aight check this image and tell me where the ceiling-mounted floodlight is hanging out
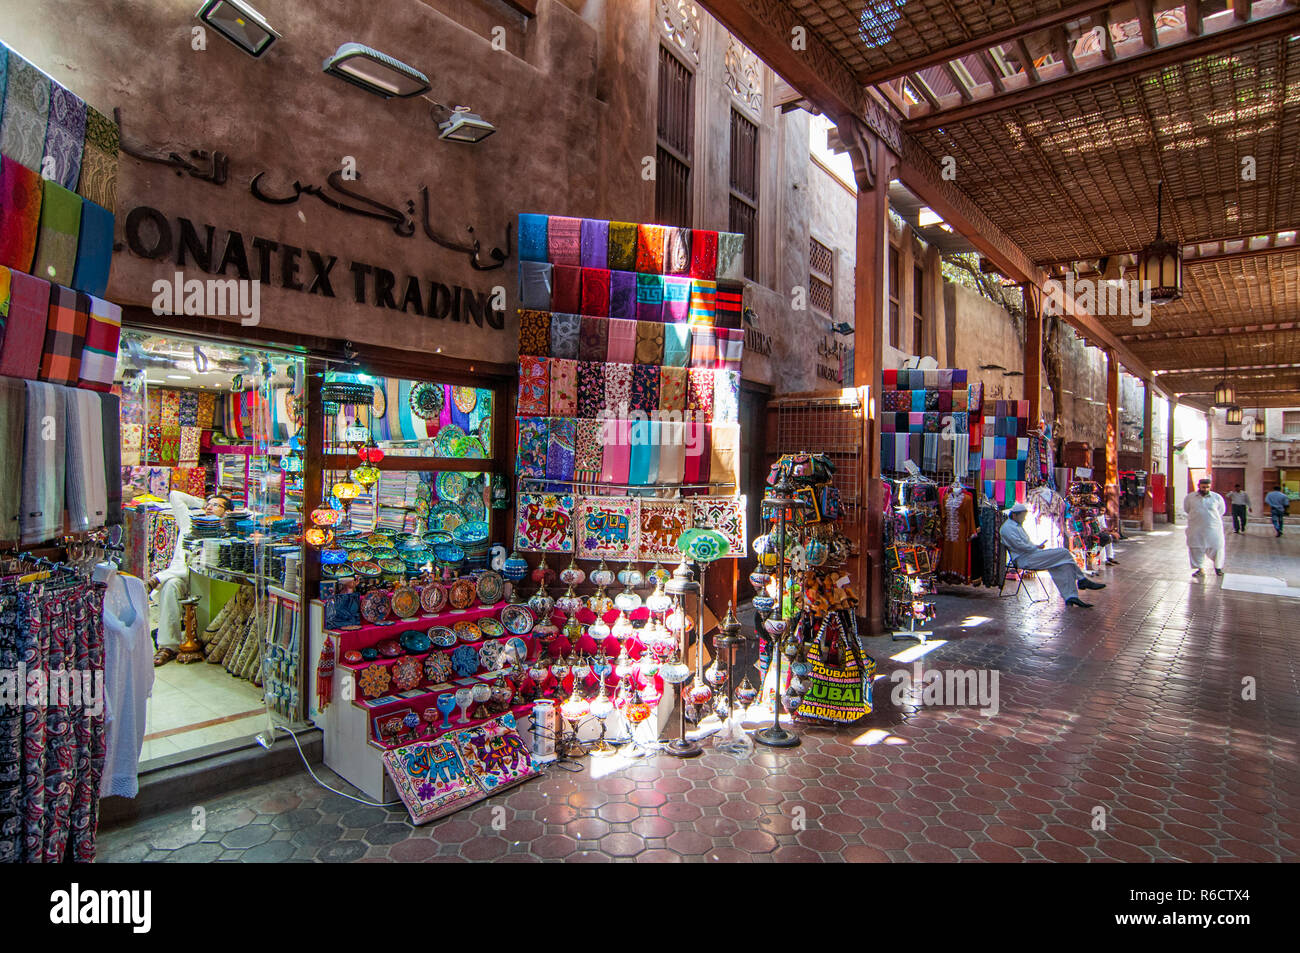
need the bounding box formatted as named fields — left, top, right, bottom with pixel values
left=196, top=0, right=279, bottom=58
left=323, top=43, right=430, bottom=98
left=432, top=104, right=496, bottom=143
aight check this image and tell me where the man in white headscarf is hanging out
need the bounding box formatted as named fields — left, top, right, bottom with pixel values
left=999, top=502, right=1107, bottom=608
left=1184, top=477, right=1226, bottom=578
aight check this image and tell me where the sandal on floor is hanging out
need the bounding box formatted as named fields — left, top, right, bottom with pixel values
left=154, top=647, right=177, bottom=666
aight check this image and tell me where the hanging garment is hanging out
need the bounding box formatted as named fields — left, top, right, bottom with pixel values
left=938, top=488, right=976, bottom=580
left=101, top=572, right=153, bottom=798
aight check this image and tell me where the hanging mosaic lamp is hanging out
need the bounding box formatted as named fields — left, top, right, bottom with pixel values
left=352, top=464, right=381, bottom=488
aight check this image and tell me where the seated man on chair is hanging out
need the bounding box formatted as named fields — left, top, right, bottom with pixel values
left=999, top=502, right=1106, bottom=609
left=149, top=490, right=232, bottom=665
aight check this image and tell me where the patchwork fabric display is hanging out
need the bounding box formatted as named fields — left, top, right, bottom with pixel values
left=517, top=309, right=550, bottom=356
left=42, top=81, right=87, bottom=191
left=578, top=314, right=607, bottom=362
left=516, top=355, right=549, bottom=417
left=381, top=739, right=483, bottom=825
left=76, top=106, right=118, bottom=212
left=981, top=399, right=1030, bottom=505
left=577, top=496, right=640, bottom=559
left=690, top=495, right=746, bottom=556
left=579, top=218, right=608, bottom=268
left=453, top=712, right=540, bottom=793
left=878, top=367, right=973, bottom=478
left=515, top=417, right=549, bottom=478
left=0, top=52, right=51, bottom=172
left=514, top=492, right=575, bottom=552
left=635, top=224, right=665, bottom=274
left=639, top=500, right=692, bottom=560
left=550, top=264, right=581, bottom=313
left=31, top=178, right=83, bottom=287
left=607, top=221, right=638, bottom=271
left=549, top=311, right=581, bottom=359
left=0, top=268, right=49, bottom=379
left=549, top=358, right=577, bottom=417
left=0, top=155, right=43, bottom=272
left=609, top=269, right=637, bottom=319
left=38, top=285, right=88, bottom=385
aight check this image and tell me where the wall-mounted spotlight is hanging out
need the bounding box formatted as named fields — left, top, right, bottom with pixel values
left=323, top=43, right=430, bottom=98
left=196, top=0, right=280, bottom=58
left=430, top=103, right=496, bottom=143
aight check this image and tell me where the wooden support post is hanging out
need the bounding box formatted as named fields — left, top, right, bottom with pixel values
left=1141, top=382, right=1154, bottom=530
left=1106, top=350, right=1120, bottom=528
left=1023, top=284, right=1041, bottom=426
left=1166, top=396, right=1178, bottom=522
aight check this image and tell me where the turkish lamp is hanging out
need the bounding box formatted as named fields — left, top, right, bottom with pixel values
left=351, top=464, right=381, bottom=488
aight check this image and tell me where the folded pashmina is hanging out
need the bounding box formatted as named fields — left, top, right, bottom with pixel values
left=663, top=227, right=692, bottom=276
left=630, top=364, right=659, bottom=414
left=579, top=218, right=608, bottom=269
left=518, top=213, right=549, bottom=262
left=42, top=80, right=87, bottom=190
left=662, top=323, right=690, bottom=367
left=515, top=418, right=549, bottom=478
left=77, top=294, right=120, bottom=391
left=661, top=276, right=691, bottom=323
left=718, top=328, right=743, bottom=371
left=882, top=413, right=896, bottom=433
left=604, top=362, right=633, bottom=416
left=635, top=224, right=666, bottom=274
left=710, top=425, right=740, bottom=489
left=578, top=314, right=608, bottom=362
left=606, top=318, right=637, bottom=364
left=21, top=380, right=66, bottom=544
left=547, top=215, right=582, bottom=266
left=607, top=221, right=638, bottom=271
left=658, top=421, right=686, bottom=483
left=66, top=387, right=106, bottom=531
left=32, top=178, right=83, bottom=287
left=683, top=421, right=710, bottom=488
left=71, top=197, right=113, bottom=298
left=714, top=282, right=743, bottom=328
left=938, top=369, right=953, bottom=389
left=608, top=270, right=637, bottom=319
left=0, top=53, right=51, bottom=172
left=517, top=309, right=551, bottom=356
left=518, top=261, right=553, bottom=310
left=644, top=420, right=661, bottom=486
left=688, top=280, right=716, bottom=325
left=76, top=105, right=118, bottom=212
left=0, top=377, right=25, bottom=539
left=689, top=325, right=716, bottom=369
left=659, top=366, right=688, bottom=412
left=100, top=392, right=122, bottom=525
left=549, top=311, right=581, bottom=359
left=580, top=267, right=610, bottom=317
left=0, top=268, right=50, bottom=378
left=546, top=417, right=576, bottom=483
left=600, top=419, right=631, bottom=485
left=576, top=361, right=605, bottom=418
left=39, top=285, right=89, bottom=385
left=549, top=358, right=577, bottom=417
left=0, top=155, right=43, bottom=272
left=634, top=320, right=665, bottom=365
left=713, top=370, right=739, bottom=424
left=517, top=356, right=550, bottom=417
left=635, top=273, right=664, bottom=322
left=715, top=232, right=745, bottom=282
left=628, top=419, right=653, bottom=484
left=690, top=230, right=718, bottom=280
left=550, top=264, right=582, bottom=314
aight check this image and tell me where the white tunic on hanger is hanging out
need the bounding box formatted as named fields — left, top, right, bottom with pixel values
left=101, top=573, right=155, bottom=798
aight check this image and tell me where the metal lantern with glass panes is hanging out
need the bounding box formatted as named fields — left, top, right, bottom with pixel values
left=752, top=478, right=807, bottom=749
left=661, top=560, right=703, bottom=757
left=1137, top=181, right=1182, bottom=304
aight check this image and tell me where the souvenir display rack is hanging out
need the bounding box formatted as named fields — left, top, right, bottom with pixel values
left=884, top=474, right=940, bottom=641
left=981, top=399, right=1032, bottom=506
left=1065, top=479, right=1109, bottom=570
left=880, top=367, right=975, bottom=481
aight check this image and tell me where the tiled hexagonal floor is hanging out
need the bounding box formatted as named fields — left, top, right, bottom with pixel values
left=97, top=525, right=1300, bottom=862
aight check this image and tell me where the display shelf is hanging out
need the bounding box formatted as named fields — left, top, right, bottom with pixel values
left=328, top=600, right=506, bottom=656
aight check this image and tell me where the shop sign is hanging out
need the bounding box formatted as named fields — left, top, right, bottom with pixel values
left=123, top=206, right=506, bottom=330
left=744, top=326, right=771, bottom=356
left=1210, top=438, right=1248, bottom=465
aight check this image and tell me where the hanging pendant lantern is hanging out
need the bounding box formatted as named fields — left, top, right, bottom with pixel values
left=1212, top=379, right=1236, bottom=408
left=1225, top=405, right=1243, bottom=425
left=1253, top=410, right=1266, bottom=436
left=1137, top=180, right=1182, bottom=304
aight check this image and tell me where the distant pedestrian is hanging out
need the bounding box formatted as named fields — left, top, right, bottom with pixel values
left=1184, top=478, right=1226, bottom=578
left=1264, top=485, right=1290, bottom=537
left=1227, top=484, right=1251, bottom=534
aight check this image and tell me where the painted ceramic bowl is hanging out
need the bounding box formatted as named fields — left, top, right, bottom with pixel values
left=453, top=620, right=482, bottom=643
left=424, top=652, right=453, bottom=683
left=391, top=656, right=423, bottom=691
left=391, top=586, right=420, bottom=619
left=447, top=577, right=477, bottom=610
left=360, top=590, right=391, bottom=624
left=499, top=604, right=536, bottom=636
left=419, top=583, right=447, bottom=615
left=376, top=639, right=404, bottom=658
left=475, top=570, right=505, bottom=606
left=341, top=650, right=363, bottom=665
left=401, top=631, right=432, bottom=654
left=352, top=560, right=382, bottom=578
left=478, top=617, right=505, bottom=639
left=506, top=637, right=528, bottom=664
left=477, top=641, right=504, bottom=671
left=428, top=627, right=457, bottom=648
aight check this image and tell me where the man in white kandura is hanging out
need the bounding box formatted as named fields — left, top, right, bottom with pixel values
left=148, top=490, right=232, bottom=665
left=999, top=501, right=1107, bottom=608
left=1184, top=477, right=1226, bottom=578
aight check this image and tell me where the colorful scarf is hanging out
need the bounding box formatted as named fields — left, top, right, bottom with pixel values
left=662, top=276, right=691, bottom=323
left=549, top=311, right=581, bottom=360
left=689, top=326, right=716, bottom=369
left=635, top=273, right=663, bottom=322
left=710, top=425, right=740, bottom=488
left=718, top=328, right=744, bottom=371
left=545, top=417, right=576, bottom=484
left=690, top=230, right=718, bottom=280
left=604, top=362, right=633, bottom=416
left=575, top=418, right=604, bottom=480
left=662, top=323, right=691, bottom=367
left=518, top=213, right=549, bottom=262
left=607, top=221, right=638, bottom=271
left=580, top=267, right=610, bottom=316
left=713, top=370, right=740, bottom=424
left=663, top=227, right=692, bottom=275
left=39, top=285, right=88, bottom=385
left=634, top=320, right=665, bottom=365
left=41, top=80, right=86, bottom=190
left=688, top=279, right=716, bottom=325
left=683, top=421, right=710, bottom=487
left=635, top=224, right=665, bottom=274
left=579, top=219, right=608, bottom=269
left=515, top=418, right=549, bottom=478
left=628, top=419, right=653, bottom=485
left=100, top=392, right=122, bottom=525
left=517, top=356, right=550, bottom=417
left=76, top=105, right=118, bottom=213
left=0, top=155, right=43, bottom=272
left=32, top=178, right=82, bottom=287
left=549, top=358, right=578, bottom=417
left=659, top=366, right=688, bottom=412
left=20, top=380, right=66, bottom=544
left=65, top=387, right=106, bottom=531
left=715, top=282, right=743, bottom=328
left=658, top=421, right=685, bottom=483
left=578, top=315, right=607, bottom=362
left=630, top=364, right=659, bottom=414
left=716, top=232, right=745, bottom=282
left=517, top=261, right=553, bottom=310
left=0, top=53, right=50, bottom=172
left=550, top=264, right=581, bottom=313
left=547, top=215, right=582, bottom=266
left=517, top=309, right=551, bottom=356
left=77, top=294, right=120, bottom=391
left=599, top=419, right=631, bottom=485
left=687, top=368, right=715, bottom=419
left=608, top=269, right=637, bottom=319
left=605, top=318, right=637, bottom=364
left=576, top=361, right=605, bottom=418
left=0, top=376, right=25, bottom=539
left=71, top=198, right=113, bottom=297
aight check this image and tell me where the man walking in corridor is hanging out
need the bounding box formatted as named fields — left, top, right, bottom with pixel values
left=1227, top=484, right=1251, bottom=534
left=1265, top=485, right=1290, bottom=537
left=1184, top=478, right=1226, bottom=577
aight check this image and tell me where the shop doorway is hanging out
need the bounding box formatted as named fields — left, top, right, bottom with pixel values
left=116, top=330, right=306, bottom=764
left=1212, top=467, right=1244, bottom=499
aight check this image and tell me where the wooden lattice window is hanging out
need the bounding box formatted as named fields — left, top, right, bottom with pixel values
left=729, top=108, right=759, bottom=279
left=913, top=263, right=925, bottom=354
left=888, top=246, right=900, bottom=348
left=656, top=45, right=694, bottom=228
left=810, top=237, right=834, bottom=316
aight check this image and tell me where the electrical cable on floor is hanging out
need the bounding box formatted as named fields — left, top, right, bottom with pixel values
left=259, top=723, right=403, bottom=808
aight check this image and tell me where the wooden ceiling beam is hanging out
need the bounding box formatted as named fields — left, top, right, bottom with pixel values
left=906, top=9, right=1300, bottom=132
left=1186, top=0, right=1203, bottom=35
left=1136, top=0, right=1159, bottom=49
left=1122, top=322, right=1300, bottom=342
left=1015, top=37, right=1041, bottom=83
left=943, top=62, right=975, bottom=101
left=908, top=73, right=943, bottom=110
left=1054, top=25, right=1080, bottom=73
left=1099, top=11, right=1118, bottom=59
left=976, top=49, right=1008, bottom=92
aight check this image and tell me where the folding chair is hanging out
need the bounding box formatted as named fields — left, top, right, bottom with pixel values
left=999, top=553, right=1050, bottom=603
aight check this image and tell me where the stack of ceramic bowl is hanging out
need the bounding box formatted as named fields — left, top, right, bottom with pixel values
left=452, top=520, right=491, bottom=570
left=433, top=541, right=466, bottom=572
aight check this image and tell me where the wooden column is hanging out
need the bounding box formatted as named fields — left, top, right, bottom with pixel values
left=1105, top=350, right=1120, bottom=527
left=1022, top=284, right=1041, bottom=426
left=1166, top=396, right=1178, bottom=522
left=846, top=119, right=891, bottom=634
left=1141, top=381, right=1154, bottom=530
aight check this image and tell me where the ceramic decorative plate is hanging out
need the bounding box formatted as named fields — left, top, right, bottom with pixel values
left=429, top=627, right=457, bottom=648
left=424, top=652, right=453, bottom=683
left=420, top=583, right=447, bottom=615
left=453, top=620, right=482, bottom=643
left=453, top=520, right=490, bottom=544
left=436, top=471, right=468, bottom=502
left=339, top=537, right=370, bottom=551
left=452, top=434, right=486, bottom=459
left=390, top=586, right=420, bottom=619
left=409, top=381, right=444, bottom=420
left=345, top=548, right=374, bottom=563
left=422, top=530, right=452, bottom=547
left=391, top=655, right=423, bottom=691
left=367, top=533, right=394, bottom=548
left=394, top=533, right=419, bottom=549
left=428, top=503, right=466, bottom=534
left=506, top=636, right=529, bottom=663
left=370, top=547, right=399, bottom=561
left=450, top=645, right=480, bottom=677
left=500, top=604, right=536, bottom=636
left=358, top=664, right=391, bottom=699
left=360, top=590, right=391, bottom=624
left=448, top=577, right=477, bottom=610
left=435, top=424, right=467, bottom=457
left=459, top=489, right=487, bottom=521
left=452, top=386, right=478, bottom=414
left=478, top=617, right=505, bottom=639
left=379, top=558, right=407, bottom=575
left=475, top=570, right=504, bottom=606
left=477, top=640, right=504, bottom=671
left=376, top=639, right=403, bottom=658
